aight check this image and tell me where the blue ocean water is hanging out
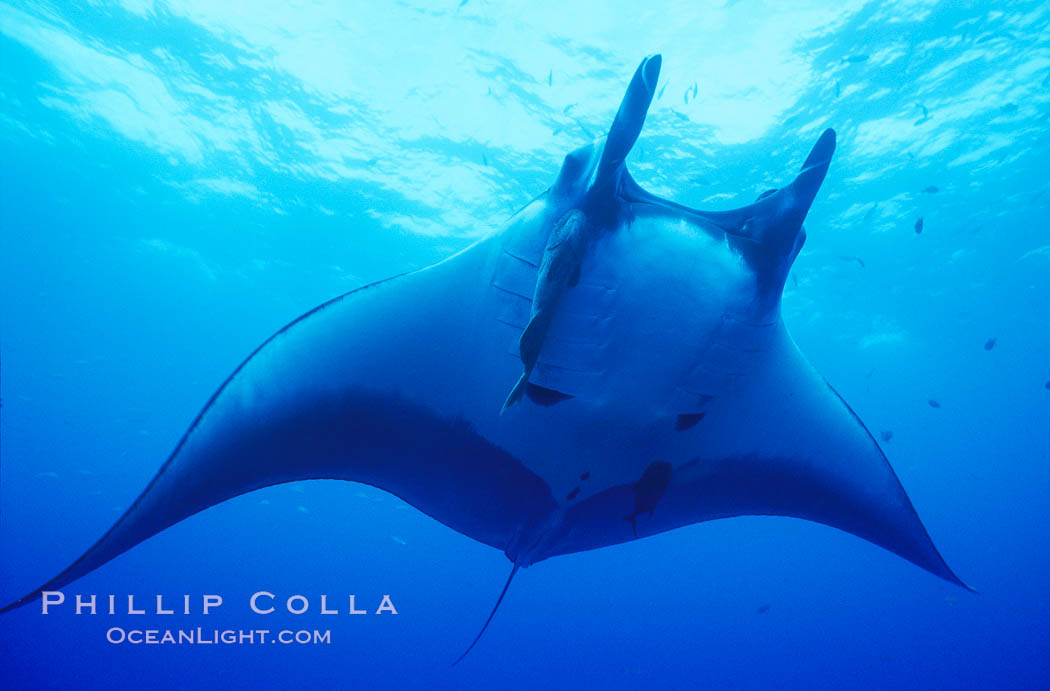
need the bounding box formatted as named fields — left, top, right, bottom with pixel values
left=1, top=1, right=1048, bottom=688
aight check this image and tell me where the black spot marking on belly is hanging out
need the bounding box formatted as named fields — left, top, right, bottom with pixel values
left=624, top=461, right=673, bottom=536
left=526, top=383, right=574, bottom=406
left=675, top=413, right=705, bottom=431
left=567, top=487, right=580, bottom=500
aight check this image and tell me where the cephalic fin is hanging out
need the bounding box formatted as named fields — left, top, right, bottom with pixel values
left=594, top=54, right=661, bottom=190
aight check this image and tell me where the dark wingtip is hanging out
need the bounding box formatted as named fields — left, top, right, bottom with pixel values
left=939, top=561, right=978, bottom=594
left=2, top=579, right=70, bottom=615
left=945, top=572, right=978, bottom=594
left=0, top=595, right=29, bottom=615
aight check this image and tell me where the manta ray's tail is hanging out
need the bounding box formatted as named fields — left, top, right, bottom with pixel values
left=453, top=563, right=520, bottom=666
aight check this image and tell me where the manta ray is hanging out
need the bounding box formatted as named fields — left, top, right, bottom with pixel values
left=1, top=55, right=968, bottom=660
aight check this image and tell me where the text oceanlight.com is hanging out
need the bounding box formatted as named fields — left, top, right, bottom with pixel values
left=106, top=628, right=331, bottom=645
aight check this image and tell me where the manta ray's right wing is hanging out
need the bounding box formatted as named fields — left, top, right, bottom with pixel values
left=550, top=325, right=971, bottom=590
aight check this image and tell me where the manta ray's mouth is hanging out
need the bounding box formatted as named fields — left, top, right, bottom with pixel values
left=611, top=126, right=835, bottom=296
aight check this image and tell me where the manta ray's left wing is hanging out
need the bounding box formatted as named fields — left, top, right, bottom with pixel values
left=548, top=325, right=969, bottom=589
left=0, top=245, right=555, bottom=613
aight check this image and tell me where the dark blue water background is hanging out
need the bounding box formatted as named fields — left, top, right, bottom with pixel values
left=1, top=1, right=1048, bottom=688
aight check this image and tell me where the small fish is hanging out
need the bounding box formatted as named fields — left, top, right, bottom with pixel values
left=835, top=81, right=840, bottom=98
left=983, top=337, right=996, bottom=351
left=913, top=105, right=930, bottom=126
left=562, top=103, right=575, bottom=114
left=840, top=255, right=866, bottom=268
left=1000, top=102, right=1018, bottom=114
left=482, top=153, right=488, bottom=166
left=843, top=54, right=869, bottom=63
left=547, top=69, right=552, bottom=87
left=457, top=0, right=468, bottom=9
left=927, top=399, right=941, bottom=409
left=683, top=88, right=690, bottom=105
left=670, top=110, right=689, bottom=122
left=391, top=536, right=407, bottom=545
left=880, top=430, right=894, bottom=442
left=922, top=186, right=939, bottom=194
left=297, top=505, right=309, bottom=513
left=692, top=82, right=698, bottom=99
left=657, top=82, right=667, bottom=100
left=914, top=217, right=924, bottom=234
left=756, top=604, right=771, bottom=614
